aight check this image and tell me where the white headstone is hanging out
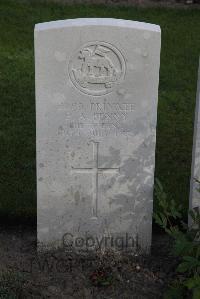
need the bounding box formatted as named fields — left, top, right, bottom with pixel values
left=189, top=58, right=200, bottom=214
left=35, top=18, right=161, bottom=253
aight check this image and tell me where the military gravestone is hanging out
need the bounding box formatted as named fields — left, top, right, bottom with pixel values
left=189, top=59, right=200, bottom=214
left=35, top=18, right=161, bottom=252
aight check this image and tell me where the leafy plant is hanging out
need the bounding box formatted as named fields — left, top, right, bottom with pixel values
left=154, top=179, right=200, bottom=299
left=89, top=267, right=114, bottom=287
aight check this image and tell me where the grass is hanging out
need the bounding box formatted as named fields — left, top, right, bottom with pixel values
left=0, top=0, right=200, bottom=222
left=0, top=270, right=24, bottom=298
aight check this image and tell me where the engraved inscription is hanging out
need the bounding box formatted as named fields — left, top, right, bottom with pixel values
left=69, top=42, right=126, bottom=96
left=61, top=99, right=135, bottom=137
left=71, top=141, right=120, bottom=218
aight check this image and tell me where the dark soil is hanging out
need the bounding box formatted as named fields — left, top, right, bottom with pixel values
left=0, top=226, right=179, bottom=298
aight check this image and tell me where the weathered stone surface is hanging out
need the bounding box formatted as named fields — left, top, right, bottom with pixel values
left=35, top=18, right=161, bottom=252
left=189, top=59, right=200, bottom=213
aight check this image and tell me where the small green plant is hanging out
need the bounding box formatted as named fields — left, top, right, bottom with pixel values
left=154, top=179, right=200, bottom=299
left=89, top=267, right=114, bottom=287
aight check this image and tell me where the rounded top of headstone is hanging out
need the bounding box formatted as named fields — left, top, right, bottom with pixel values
left=34, top=18, right=161, bottom=33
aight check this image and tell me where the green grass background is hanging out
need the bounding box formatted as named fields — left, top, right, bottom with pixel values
left=0, top=0, right=200, bottom=223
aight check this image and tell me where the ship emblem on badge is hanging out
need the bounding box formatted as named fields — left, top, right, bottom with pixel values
left=69, top=42, right=126, bottom=96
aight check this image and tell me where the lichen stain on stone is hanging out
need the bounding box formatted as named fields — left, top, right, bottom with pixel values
left=70, top=186, right=73, bottom=195
left=74, top=191, right=80, bottom=205
left=99, top=146, right=121, bottom=168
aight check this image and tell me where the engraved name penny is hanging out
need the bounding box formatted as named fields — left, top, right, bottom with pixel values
left=69, top=41, right=126, bottom=96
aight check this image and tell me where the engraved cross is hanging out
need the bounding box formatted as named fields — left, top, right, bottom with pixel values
left=72, top=141, right=120, bottom=218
